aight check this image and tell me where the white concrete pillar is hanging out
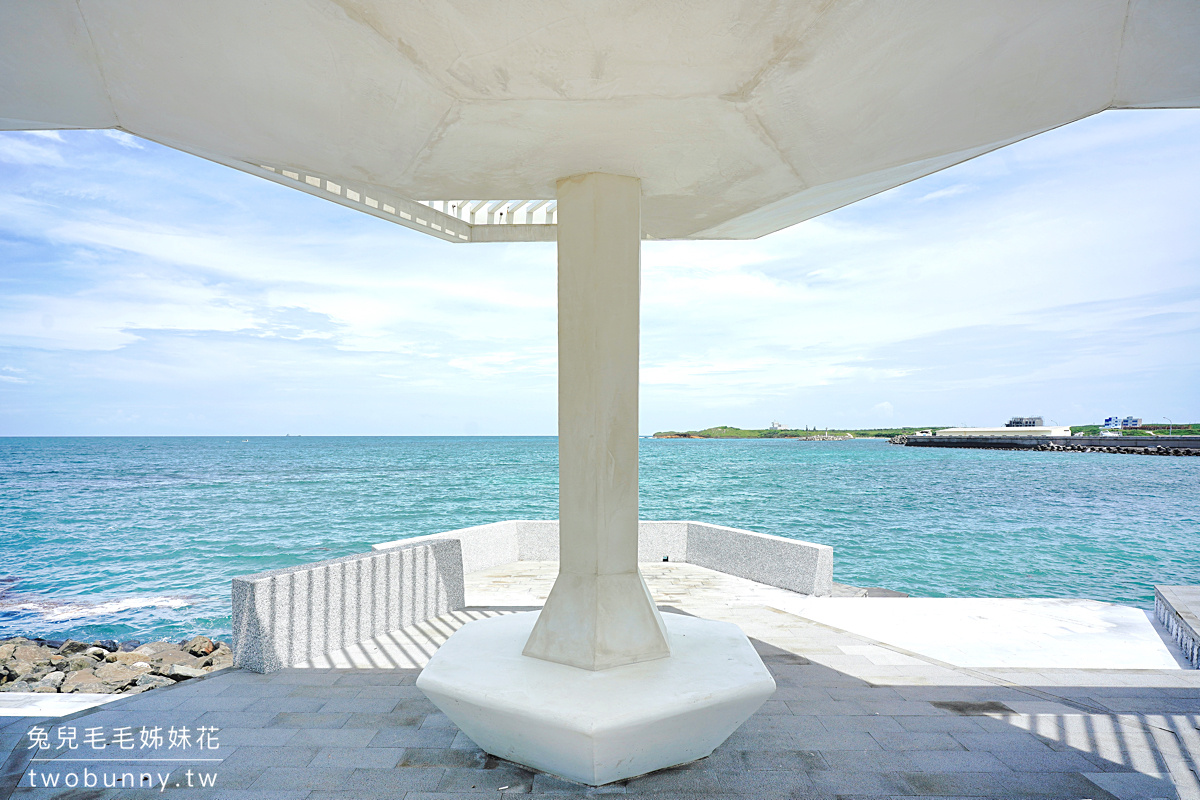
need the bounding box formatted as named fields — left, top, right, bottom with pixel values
left=522, top=173, right=671, bottom=671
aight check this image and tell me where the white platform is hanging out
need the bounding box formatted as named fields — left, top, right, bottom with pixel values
left=777, top=597, right=1187, bottom=670
left=416, top=611, right=775, bottom=785
left=0, top=692, right=124, bottom=717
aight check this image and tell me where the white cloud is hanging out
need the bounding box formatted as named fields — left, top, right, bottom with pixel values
left=916, top=184, right=972, bottom=202
left=0, top=112, right=1197, bottom=435
left=102, top=130, right=144, bottom=149
left=0, top=134, right=65, bottom=166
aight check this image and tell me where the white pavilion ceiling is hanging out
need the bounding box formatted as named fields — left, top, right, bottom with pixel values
left=1, top=0, right=1198, bottom=241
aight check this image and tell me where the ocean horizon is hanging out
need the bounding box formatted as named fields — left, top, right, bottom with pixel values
left=2, top=435, right=1197, bottom=644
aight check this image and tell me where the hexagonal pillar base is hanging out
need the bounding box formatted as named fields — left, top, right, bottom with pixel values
left=416, top=611, right=776, bottom=786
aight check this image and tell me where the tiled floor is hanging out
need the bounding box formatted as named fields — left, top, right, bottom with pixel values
left=3, top=563, right=1198, bottom=799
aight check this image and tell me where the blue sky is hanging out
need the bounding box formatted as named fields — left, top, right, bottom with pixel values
left=1, top=110, right=1197, bottom=436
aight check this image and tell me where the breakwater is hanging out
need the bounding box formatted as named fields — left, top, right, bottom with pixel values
left=893, top=434, right=1200, bottom=456
left=0, top=635, right=231, bottom=695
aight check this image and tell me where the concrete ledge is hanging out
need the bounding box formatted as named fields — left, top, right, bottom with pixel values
left=374, top=520, right=830, bottom=595
left=686, top=522, right=833, bottom=596
left=234, top=520, right=831, bottom=674
left=232, top=538, right=464, bottom=673
left=1155, top=585, right=1200, bottom=669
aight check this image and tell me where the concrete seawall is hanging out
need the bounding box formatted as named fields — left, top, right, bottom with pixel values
left=232, top=520, right=833, bottom=673
left=899, top=435, right=1200, bottom=453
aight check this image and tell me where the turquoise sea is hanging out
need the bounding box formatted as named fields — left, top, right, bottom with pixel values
left=1, top=436, right=1197, bottom=643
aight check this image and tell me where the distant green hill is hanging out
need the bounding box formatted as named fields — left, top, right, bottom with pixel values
left=651, top=425, right=943, bottom=439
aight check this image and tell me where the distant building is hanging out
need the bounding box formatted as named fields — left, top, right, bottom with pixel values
left=1103, top=416, right=1142, bottom=429
left=769, top=421, right=784, bottom=430
left=1005, top=416, right=1044, bottom=427
left=936, top=425, right=1071, bottom=438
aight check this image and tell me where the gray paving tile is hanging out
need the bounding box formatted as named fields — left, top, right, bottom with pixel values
left=268, top=711, right=352, bottom=729
left=820, top=749, right=1010, bottom=773
left=420, top=712, right=458, bottom=729
left=624, top=766, right=815, bottom=795
left=216, top=683, right=300, bottom=698
left=807, top=769, right=914, bottom=796
left=437, top=763, right=536, bottom=792
left=859, top=700, right=948, bottom=717
left=450, top=731, right=480, bottom=750
left=785, top=700, right=868, bottom=717
left=704, top=747, right=827, bottom=772
left=738, top=714, right=825, bottom=735
left=951, top=731, right=1055, bottom=752
left=287, top=728, right=378, bottom=748
left=285, top=685, right=363, bottom=698
left=824, top=686, right=906, bottom=702
left=353, top=684, right=430, bottom=700
left=532, top=772, right=629, bottom=793
left=243, top=696, right=330, bottom=713
left=993, top=749, right=1117, bottom=773
left=398, top=748, right=490, bottom=768
left=268, top=670, right=343, bottom=685
left=190, top=711, right=280, bottom=729
left=771, top=687, right=834, bottom=705
left=751, top=700, right=794, bottom=716
left=1083, top=770, right=1183, bottom=800
left=335, top=671, right=420, bottom=686
left=339, top=710, right=426, bottom=728
left=366, top=727, right=458, bottom=748
left=895, top=716, right=990, bottom=734
left=249, top=766, right=354, bottom=789
left=893, top=770, right=1124, bottom=798
left=796, top=731, right=886, bottom=750
left=319, top=697, right=399, bottom=713
left=818, top=714, right=906, bottom=734
left=217, top=745, right=318, bottom=769
left=307, top=746, right=405, bottom=768
left=869, top=732, right=966, bottom=751
left=214, top=727, right=299, bottom=747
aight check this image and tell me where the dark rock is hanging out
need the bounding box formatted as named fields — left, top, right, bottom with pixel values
left=96, top=640, right=119, bottom=652
left=134, top=641, right=180, bottom=657
left=57, top=640, right=93, bottom=656
left=118, top=640, right=143, bottom=652
left=184, top=636, right=216, bottom=657
left=34, top=671, right=65, bottom=690
left=93, top=662, right=142, bottom=690
left=13, top=644, right=53, bottom=664
left=135, top=673, right=174, bottom=690
left=63, top=655, right=100, bottom=672
left=165, top=664, right=206, bottom=680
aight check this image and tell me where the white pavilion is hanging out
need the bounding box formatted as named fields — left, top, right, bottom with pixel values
left=3, top=0, right=1197, bottom=785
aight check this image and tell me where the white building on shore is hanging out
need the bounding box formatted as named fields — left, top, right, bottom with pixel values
left=936, top=425, right=1072, bottom=438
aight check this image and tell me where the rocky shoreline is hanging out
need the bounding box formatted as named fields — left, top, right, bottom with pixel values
left=0, top=635, right=232, bottom=696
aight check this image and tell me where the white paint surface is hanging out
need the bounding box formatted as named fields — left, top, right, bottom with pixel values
left=776, top=597, right=1185, bottom=670
left=3, top=2, right=1198, bottom=239
left=418, top=611, right=775, bottom=785
left=0, top=692, right=124, bottom=717
left=522, top=174, right=670, bottom=671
